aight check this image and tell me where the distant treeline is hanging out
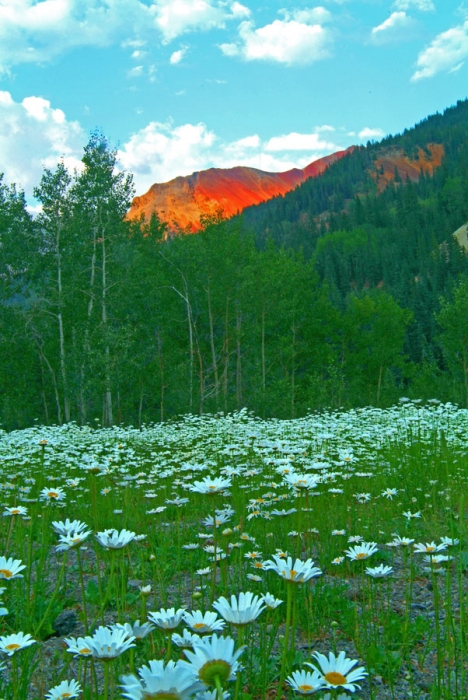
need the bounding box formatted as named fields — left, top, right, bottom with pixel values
left=2, top=100, right=468, bottom=429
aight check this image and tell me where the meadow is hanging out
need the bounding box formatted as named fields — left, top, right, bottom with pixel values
left=0, top=399, right=467, bottom=700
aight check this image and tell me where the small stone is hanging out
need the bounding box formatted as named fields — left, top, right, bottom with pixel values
left=52, top=609, right=77, bottom=636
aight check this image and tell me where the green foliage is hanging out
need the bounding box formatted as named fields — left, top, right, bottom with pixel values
left=2, top=101, right=468, bottom=427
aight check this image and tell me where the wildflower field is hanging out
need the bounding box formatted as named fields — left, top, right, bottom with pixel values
left=0, top=400, right=467, bottom=700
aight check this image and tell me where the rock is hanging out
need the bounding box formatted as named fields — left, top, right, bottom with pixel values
left=52, top=610, right=77, bottom=636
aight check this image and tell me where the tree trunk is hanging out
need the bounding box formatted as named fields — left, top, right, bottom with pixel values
left=377, top=362, right=383, bottom=406
left=36, top=342, right=62, bottom=424
left=56, top=223, right=70, bottom=422
left=261, top=304, right=266, bottom=417
left=157, top=330, right=165, bottom=421
left=236, top=307, right=242, bottom=409
left=80, top=225, right=97, bottom=423
left=206, top=284, right=219, bottom=406
left=101, top=222, right=113, bottom=426
left=222, top=295, right=230, bottom=413
left=291, top=323, right=296, bottom=419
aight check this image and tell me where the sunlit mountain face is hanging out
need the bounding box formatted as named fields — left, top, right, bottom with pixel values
left=127, top=148, right=353, bottom=232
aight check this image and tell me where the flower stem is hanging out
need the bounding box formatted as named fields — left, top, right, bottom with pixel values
left=76, top=547, right=89, bottom=633
left=214, top=673, right=224, bottom=700
left=233, top=626, right=245, bottom=700
left=277, top=583, right=293, bottom=700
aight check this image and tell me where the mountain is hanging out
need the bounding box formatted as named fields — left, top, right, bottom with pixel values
left=240, top=99, right=468, bottom=247
left=126, top=148, right=352, bottom=232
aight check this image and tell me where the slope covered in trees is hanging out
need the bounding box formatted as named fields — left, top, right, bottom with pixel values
left=1, top=101, right=468, bottom=430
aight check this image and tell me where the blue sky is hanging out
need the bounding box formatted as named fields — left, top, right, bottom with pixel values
left=0, top=0, right=466, bottom=204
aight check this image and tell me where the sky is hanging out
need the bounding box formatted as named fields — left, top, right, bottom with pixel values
left=0, top=0, right=467, bottom=206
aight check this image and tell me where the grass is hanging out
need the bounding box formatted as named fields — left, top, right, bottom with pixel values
left=0, top=399, right=467, bottom=699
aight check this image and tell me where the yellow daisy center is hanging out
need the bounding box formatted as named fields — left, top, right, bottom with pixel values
left=0, top=569, right=13, bottom=578
left=48, top=492, right=59, bottom=498
left=289, top=570, right=298, bottom=578
left=427, top=546, right=435, bottom=552
left=298, top=684, right=314, bottom=692
left=6, top=643, right=21, bottom=651
left=325, top=671, right=347, bottom=686
left=193, top=623, right=206, bottom=629
left=355, top=552, right=368, bottom=559
left=10, top=509, right=20, bottom=514
left=61, top=694, right=72, bottom=698
left=79, top=648, right=92, bottom=655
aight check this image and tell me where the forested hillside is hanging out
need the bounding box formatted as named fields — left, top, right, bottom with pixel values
left=1, top=101, right=468, bottom=430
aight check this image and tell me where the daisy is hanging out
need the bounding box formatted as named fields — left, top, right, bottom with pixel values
left=95, top=528, right=136, bottom=549
left=246, top=574, right=263, bottom=582
left=182, top=610, right=226, bottom=635
left=390, top=535, right=414, bottom=547
left=0, top=556, right=26, bottom=580
left=365, top=564, right=393, bottom=578
left=307, top=650, right=367, bottom=693
left=413, top=542, right=448, bottom=554
left=65, top=626, right=135, bottom=659
left=120, top=659, right=203, bottom=700
left=261, top=593, right=283, bottom=609
left=344, top=542, right=378, bottom=561
left=45, top=680, right=82, bottom=700
left=286, top=668, right=325, bottom=694
left=195, top=690, right=230, bottom=700
left=440, top=536, right=459, bottom=547
left=188, top=477, right=231, bottom=495
left=148, top=607, right=186, bottom=631
left=403, top=510, right=421, bottom=520
left=172, top=629, right=201, bottom=649
left=263, top=555, right=322, bottom=583
left=55, top=530, right=92, bottom=552
left=381, top=488, right=398, bottom=499
left=423, top=554, right=452, bottom=565
left=284, top=474, right=321, bottom=491
left=270, top=508, right=297, bottom=517
left=213, top=592, right=266, bottom=626
left=115, top=621, right=155, bottom=640
left=180, top=634, right=244, bottom=687
left=0, top=631, right=36, bottom=656
left=332, top=557, right=345, bottom=565
left=3, top=506, right=28, bottom=517
left=52, top=519, right=90, bottom=537
left=40, top=487, right=66, bottom=503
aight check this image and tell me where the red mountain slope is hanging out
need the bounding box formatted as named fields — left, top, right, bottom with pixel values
left=127, top=148, right=353, bottom=232
left=372, top=144, right=444, bottom=191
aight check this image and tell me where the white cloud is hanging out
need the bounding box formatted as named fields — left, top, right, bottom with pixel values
left=0, top=91, right=84, bottom=196
left=118, top=121, right=344, bottom=193
left=265, top=132, right=337, bottom=151
left=358, top=127, right=385, bottom=140
left=151, top=0, right=250, bottom=44
left=219, top=11, right=333, bottom=65
left=0, top=93, right=360, bottom=201
left=412, top=19, right=468, bottom=80
left=169, top=47, right=187, bottom=64
left=0, top=0, right=250, bottom=70
left=371, top=12, right=413, bottom=42
left=393, top=0, right=434, bottom=10
left=127, top=65, right=144, bottom=77
left=280, top=7, right=332, bottom=23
